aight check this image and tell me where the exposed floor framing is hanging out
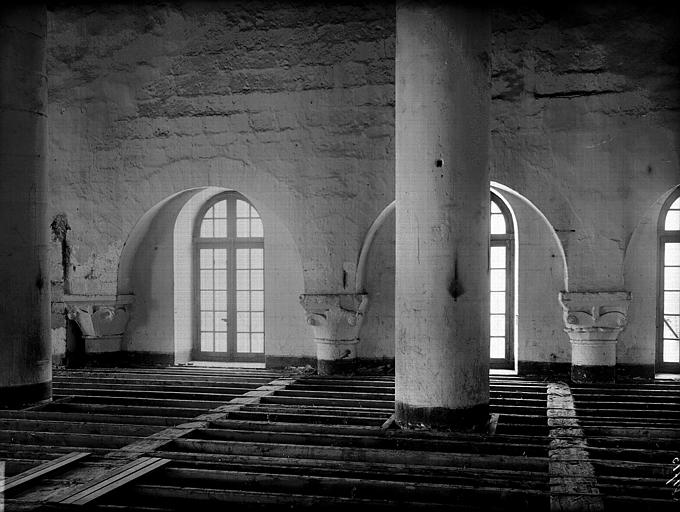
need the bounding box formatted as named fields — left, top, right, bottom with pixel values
left=1, top=368, right=678, bottom=511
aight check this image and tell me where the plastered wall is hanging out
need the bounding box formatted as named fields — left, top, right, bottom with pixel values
left=48, top=2, right=679, bottom=370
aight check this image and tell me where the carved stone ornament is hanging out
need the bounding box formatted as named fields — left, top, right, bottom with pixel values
left=559, top=291, right=632, bottom=340
left=63, top=295, right=134, bottom=353
left=558, top=291, right=631, bottom=374
left=299, top=293, right=369, bottom=342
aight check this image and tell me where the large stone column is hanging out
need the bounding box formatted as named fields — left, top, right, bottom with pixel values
left=559, top=291, right=631, bottom=384
left=0, top=5, right=51, bottom=406
left=395, top=2, right=491, bottom=430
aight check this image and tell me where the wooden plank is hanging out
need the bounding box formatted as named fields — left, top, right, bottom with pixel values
left=59, top=457, right=170, bottom=505
left=128, top=483, right=548, bottom=511
left=169, top=438, right=548, bottom=471
left=3, top=452, right=90, bottom=492
left=189, top=427, right=548, bottom=456
left=161, top=466, right=548, bottom=505
left=153, top=449, right=548, bottom=482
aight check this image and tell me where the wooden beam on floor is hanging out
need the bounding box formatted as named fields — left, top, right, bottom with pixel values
left=2, top=452, right=90, bottom=493
left=547, top=382, right=604, bottom=512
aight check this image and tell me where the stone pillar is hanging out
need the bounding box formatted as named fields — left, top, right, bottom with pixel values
left=299, top=293, right=368, bottom=375
left=559, top=291, right=631, bottom=384
left=0, top=5, right=51, bottom=406
left=395, top=3, right=491, bottom=430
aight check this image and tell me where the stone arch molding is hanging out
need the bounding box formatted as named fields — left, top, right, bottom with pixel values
left=117, top=183, right=306, bottom=364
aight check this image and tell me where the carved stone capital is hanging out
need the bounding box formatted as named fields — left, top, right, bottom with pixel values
left=299, top=293, right=369, bottom=375
left=559, top=291, right=632, bottom=337
left=299, top=293, right=369, bottom=342
left=63, top=295, right=133, bottom=350
left=559, top=291, right=631, bottom=384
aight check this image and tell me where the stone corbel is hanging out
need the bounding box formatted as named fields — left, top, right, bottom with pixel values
left=63, top=294, right=134, bottom=353
left=299, top=293, right=369, bottom=375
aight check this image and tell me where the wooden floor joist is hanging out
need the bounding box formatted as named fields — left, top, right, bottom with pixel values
left=10, top=368, right=678, bottom=511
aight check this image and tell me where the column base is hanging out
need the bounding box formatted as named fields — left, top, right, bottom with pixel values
left=395, top=401, right=490, bottom=432
left=571, top=364, right=615, bottom=384
left=0, top=381, right=51, bottom=409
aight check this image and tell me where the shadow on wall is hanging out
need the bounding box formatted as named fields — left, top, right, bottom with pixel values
left=117, top=186, right=306, bottom=366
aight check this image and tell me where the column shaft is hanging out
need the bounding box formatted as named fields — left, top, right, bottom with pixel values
left=395, top=2, right=491, bottom=429
left=0, top=5, right=51, bottom=406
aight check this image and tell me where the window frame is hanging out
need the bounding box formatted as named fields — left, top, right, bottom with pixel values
left=490, top=192, right=515, bottom=370
left=657, top=187, right=680, bottom=373
left=192, top=191, right=265, bottom=363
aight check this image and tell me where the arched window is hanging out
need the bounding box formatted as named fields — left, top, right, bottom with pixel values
left=193, top=192, right=264, bottom=362
left=658, top=188, right=680, bottom=372
left=490, top=192, right=515, bottom=370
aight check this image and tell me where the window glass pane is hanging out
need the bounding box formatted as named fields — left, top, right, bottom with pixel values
left=666, top=210, right=680, bottom=231
left=251, top=218, right=264, bottom=237
left=200, top=270, right=213, bottom=290
left=214, top=291, right=227, bottom=311
left=666, top=243, right=680, bottom=267
left=490, top=292, right=505, bottom=314
left=251, top=333, right=264, bottom=353
left=214, top=313, right=227, bottom=332
left=213, top=200, right=227, bottom=218
left=215, top=332, right=227, bottom=352
left=236, top=200, right=250, bottom=217
left=251, top=291, right=264, bottom=311
left=201, top=311, right=214, bottom=332
left=213, top=249, right=227, bottom=269
left=490, top=269, right=506, bottom=291
left=251, top=249, right=264, bottom=269
left=490, top=214, right=506, bottom=234
left=490, top=246, right=506, bottom=269
left=250, top=206, right=261, bottom=219
left=200, top=291, right=213, bottom=311
left=490, top=337, right=505, bottom=359
left=237, top=333, right=250, bottom=353
left=251, top=270, right=264, bottom=290
left=663, top=339, right=679, bottom=363
left=214, top=270, right=227, bottom=290
left=665, top=267, right=680, bottom=291
left=204, top=206, right=215, bottom=219
left=237, top=219, right=250, bottom=237
left=200, top=219, right=213, bottom=238
left=237, top=270, right=250, bottom=290
left=663, top=316, right=679, bottom=340
left=200, top=249, right=213, bottom=269
left=237, top=291, right=250, bottom=311
left=237, top=312, right=250, bottom=332
left=252, top=312, right=264, bottom=332
left=490, top=314, right=505, bottom=337
left=201, top=332, right=213, bottom=352
left=665, top=292, right=680, bottom=315
left=213, top=218, right=227, bottom=237
left=236, top=249, right=250, bottom=269
left=491, top=200, right=501, bottom=214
